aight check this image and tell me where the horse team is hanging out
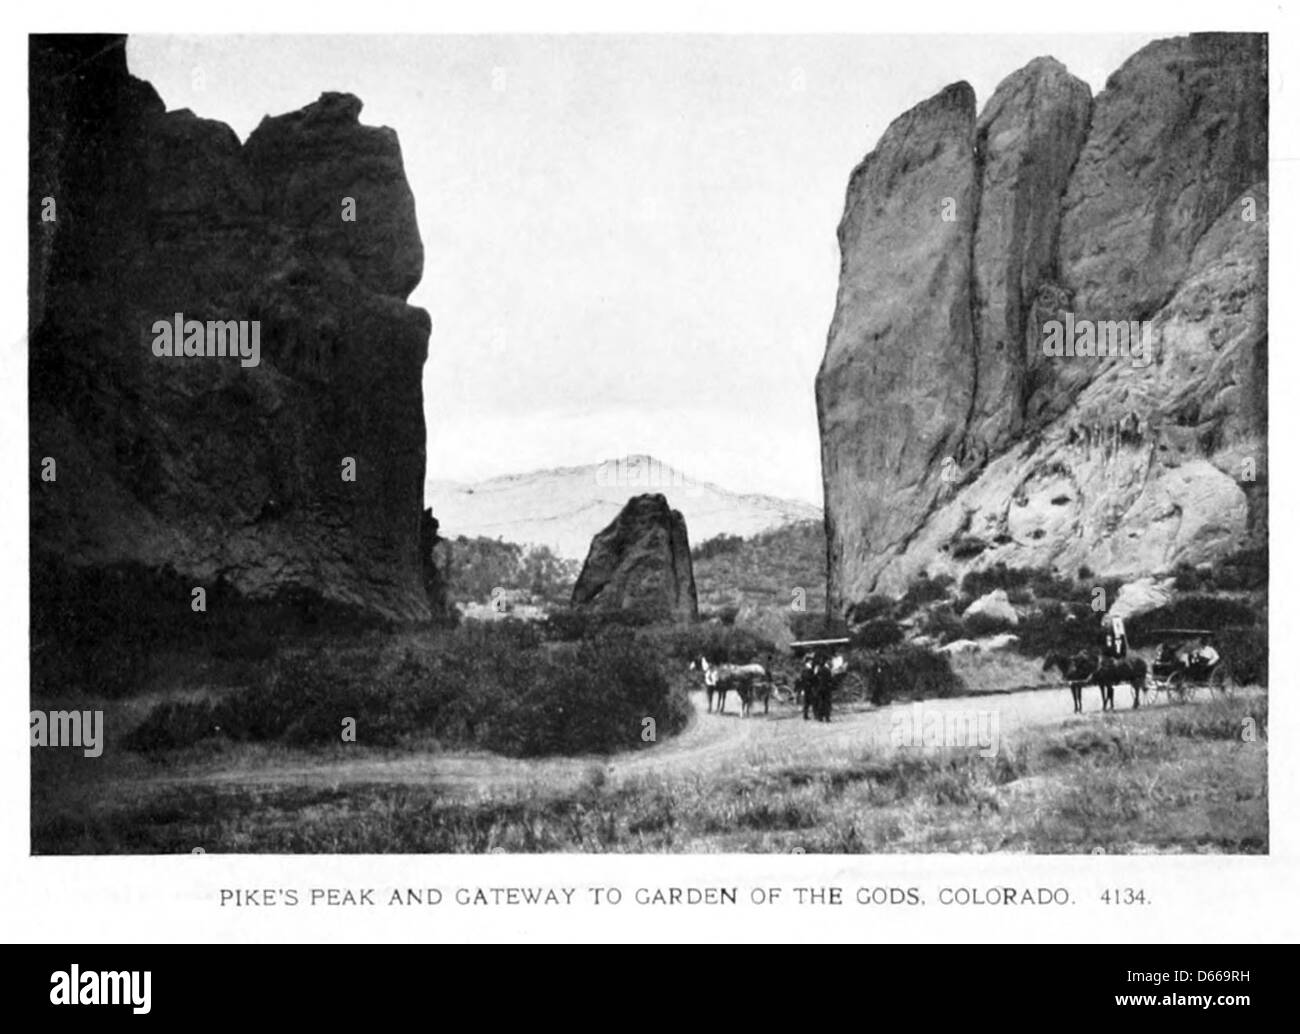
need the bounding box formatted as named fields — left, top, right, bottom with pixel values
left=690, top=653, right=841, bottom=720
left=689, top=657, right=773, bottom=717
left=692, top=646, right=1220, bottom=723
left=1043, top=652, right=1150, bottom=713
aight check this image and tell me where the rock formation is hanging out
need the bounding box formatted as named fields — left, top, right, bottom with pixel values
left=962, top=589, right=1020, bottom=627
left=571, top=495, right=699, bottom=622
left=30, top=35, right=435, bottom=687
left=818, top=33, right=1267, bottom=614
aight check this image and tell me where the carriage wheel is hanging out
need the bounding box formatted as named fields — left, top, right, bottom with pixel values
left=839, top=672, right=870, bottom=703
left=1211, top=665, right=1232, bottom=695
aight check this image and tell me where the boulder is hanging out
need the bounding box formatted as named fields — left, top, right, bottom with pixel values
left=963, top=589, right=1020, bottom=626
left=571, top=494, right=699, bottom=622
left=1107, top=577, right=1176, bottom=622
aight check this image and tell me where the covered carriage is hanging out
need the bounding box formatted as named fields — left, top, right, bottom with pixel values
left=1146, top=627, right=1232, bottom=702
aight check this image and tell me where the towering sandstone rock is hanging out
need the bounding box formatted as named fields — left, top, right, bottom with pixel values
left=30, top=35, right=437, bottom=682
left=572, top=495, right=699, bottom=622
left=818, top=34, right=1267, bottom=614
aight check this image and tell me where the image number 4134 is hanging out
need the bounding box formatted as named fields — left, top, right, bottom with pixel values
left=1101, top=888, right=1149, bottom=905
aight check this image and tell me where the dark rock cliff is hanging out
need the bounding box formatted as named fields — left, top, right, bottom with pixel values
left=30, top=35, right=439, bottom=688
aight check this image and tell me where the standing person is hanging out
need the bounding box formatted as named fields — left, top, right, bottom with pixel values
left=800, top=652, right=818, bottom=721
left=814, top=653, right=834, bottom=723
left=1104, top=614, right=1128, bottom=659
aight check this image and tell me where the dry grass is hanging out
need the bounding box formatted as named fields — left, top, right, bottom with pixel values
left=33, top=691, right=1267, bottom=854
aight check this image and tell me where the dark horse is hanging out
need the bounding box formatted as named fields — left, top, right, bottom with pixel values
left=1098, top=655, right=1149, bottom=709
left=1044, top=652, right=1149, bottom=712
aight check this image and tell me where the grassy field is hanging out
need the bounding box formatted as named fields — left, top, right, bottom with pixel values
left=32, top=690, right=1266, bottom=854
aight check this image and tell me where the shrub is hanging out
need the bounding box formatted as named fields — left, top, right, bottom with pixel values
left=125, top=623, right=691, bottom=759
left=789, top=612, right=850, bottom=641
left=1211, top=547, right=1268, bottom=591
left=124, top=699, right=223, bottom=752
left=1172, top=562, right=1209, bottom=592
left=647, top=623, right=776, bottom=665
left=895, top=574, right=955, bottom=615
left=846, top=595, right=895, bottom=624
left=543, top=606, right=662, bottom=641
left=701, top=605, right=740, bottom=626
left=1013, top=602, right=1099, bottom=657
left=850, top=619, right=904, bottom=650
left=962, top=611, right=1016, bottom=638
left=917, top=604, right=964, bottom=644
left=691, top=533, right=746, bottom=562
left=1215, top=626, right=1268, bottom=686
left=847, top=645, right=961, bottom=706
left=1128, top=596, right=1257, bottom=646
left=949, top=536, right=988, bottom=561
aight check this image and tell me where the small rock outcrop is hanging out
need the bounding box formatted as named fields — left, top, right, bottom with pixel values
left=962, top=589, right=1020, bottom=627
left=571, top=495, right=699, bottom=622
left=1107, top=577, right=1176, bottom=622
left=818, top=33, right=1267, bottom=615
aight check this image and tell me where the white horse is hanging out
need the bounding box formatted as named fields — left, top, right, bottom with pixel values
left=690, top=656, right=771, bottom=716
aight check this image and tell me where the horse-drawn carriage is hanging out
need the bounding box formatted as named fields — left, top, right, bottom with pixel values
left=1146, top=628, right=1232, bottom=702
left=787, top=638, right=868, bottom=720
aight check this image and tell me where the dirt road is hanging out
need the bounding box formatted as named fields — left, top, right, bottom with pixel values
left=153, top=682, right=1118, bottom=798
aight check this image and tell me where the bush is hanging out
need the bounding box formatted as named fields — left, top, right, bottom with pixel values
left=1128, top=595, right=1257, bottom=646
left=1013, top=602, right=1099, bottom=657
left=846, top=595, right=894, bottom=624
left=1172, top=562, right=1209, bottom=592
left=124, top=699, right=223, bottom=752
left=691, top=533, right=746, bottom=562
left=1211, top=547, right=1268, bottom=591
left=895, top=574, right=955, bottom=614
left=543, top=606, right=663, bottom=641
left=1216, top=627, right=1268, bottom=686
left=125, top=623, right=692, bottom=759
left=788, top=612, right=850, bottom=641
left=962, top=611, right=1016, bottom=638
left=917, top=604, right=964, bottom=644
left=949, top=536, right=988, bottom=561
left=849, top=645, right=961, bottom=706
left=646, top=623, right=776, bottom=665
left=850, top=619, right=904, bottom=650
left=701, top=605, right=740, bottom=626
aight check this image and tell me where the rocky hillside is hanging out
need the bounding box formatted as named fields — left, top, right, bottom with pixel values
left=818, top=33, right=1267, bottom=614
left=427, top=455, right=821, bottom=560
left=30, top=35, right=434, bottom=660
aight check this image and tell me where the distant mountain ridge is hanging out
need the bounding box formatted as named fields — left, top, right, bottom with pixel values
left=427, top=455, right=821, bottom=559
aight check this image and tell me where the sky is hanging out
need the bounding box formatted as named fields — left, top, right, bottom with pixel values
left=128, top=34, right=1162, bottom=505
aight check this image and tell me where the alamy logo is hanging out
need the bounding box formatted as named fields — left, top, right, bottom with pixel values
left=30, top=709, right=103, bottom=758
left=150, top=313, right=261, bottom=368
left=50, top=965, right=151, bottom=1014
left=1042, top=313, right=1154, bottom=369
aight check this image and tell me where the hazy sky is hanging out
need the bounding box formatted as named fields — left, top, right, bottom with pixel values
left=129, top=34, right=1162, bottom=504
